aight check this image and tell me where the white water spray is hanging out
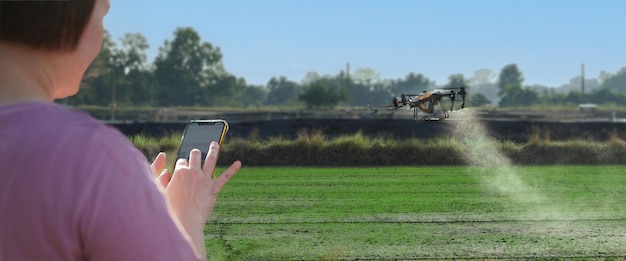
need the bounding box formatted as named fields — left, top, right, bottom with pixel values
left=449, top=109, right=565, bottom=220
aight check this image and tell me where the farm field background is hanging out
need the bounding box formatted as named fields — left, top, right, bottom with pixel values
left=206, top=166, right=626, bottom=260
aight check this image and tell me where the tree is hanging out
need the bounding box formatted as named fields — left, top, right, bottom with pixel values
left=388, top=72, right=432, bottom=96
left=352, top=67, right=380, bottom=85
left=468, top=69, right=495, bottom=86
left=265, top=76, right=300, bottom=106
left=497, top=64, right=524, bottom=97
left=299, top=82, right=342, bottom=109
left=126, top=70, right=157, bottom=106
left=208, top=74, right=247, bottom=106
left=556, top=76, right=600, bottom=94
left=301, top=71, right=321, bottom=86
left=118, top=33, right=150, bottom=71
left=115, top=33, right=152, bottom=105
left=599, top=67, right=626, bottom=93
left=564, top=90, right=584, bottom=105
left=445, top=73, right=467, bottom=88
left=469, top=93, right=492, bottom=107
left=240, top=85, right=268, bottom=108
left=468, top=69, right=498, bottom=106
left=310, top=74, right=349, bottom=106
left=588, top=88, right=626, bottom=105
left=153, top=27, right=225, bottom=106
left=498, top=83, right=539, bottom=108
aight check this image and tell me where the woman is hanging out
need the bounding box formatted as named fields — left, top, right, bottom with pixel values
left=0, top=1, right=241, bottom=260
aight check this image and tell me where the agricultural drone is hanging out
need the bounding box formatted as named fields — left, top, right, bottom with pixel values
left=375, top=87, right=467, bottom=121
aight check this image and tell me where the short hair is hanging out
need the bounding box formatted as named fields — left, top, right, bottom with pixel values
left=0, top=0, right=97, bottom=51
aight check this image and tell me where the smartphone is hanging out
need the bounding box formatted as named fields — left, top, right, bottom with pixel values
left=175, top=119, right=229, bottom=178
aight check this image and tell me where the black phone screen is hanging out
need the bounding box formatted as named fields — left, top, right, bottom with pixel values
left=176, top=120, right=228, bottom=162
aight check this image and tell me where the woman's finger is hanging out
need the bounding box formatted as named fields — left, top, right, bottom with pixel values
left=175, top=158, right=188, bottom=169
left=188, top=149, right=202, bottom=169
left=203, top=142, right=220, bottom=177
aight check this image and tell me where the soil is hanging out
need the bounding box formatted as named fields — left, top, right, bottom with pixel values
left=111, top=118, right=626, bottom=143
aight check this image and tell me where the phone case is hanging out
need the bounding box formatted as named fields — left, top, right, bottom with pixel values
left=174, top=119, right=229, bottom=178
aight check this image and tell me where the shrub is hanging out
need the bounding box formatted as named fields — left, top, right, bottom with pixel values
left=132, top=132, right=626, bottom=166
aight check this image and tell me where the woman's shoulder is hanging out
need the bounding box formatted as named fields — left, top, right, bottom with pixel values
left=1, top=101, right=138, bottom=163
left=0, top=102, right=103, bottom=128
left=1, top=101, right=152, bottom=185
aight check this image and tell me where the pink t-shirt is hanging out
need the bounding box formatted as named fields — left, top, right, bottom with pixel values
left=0, top=102, right=199, bottom=261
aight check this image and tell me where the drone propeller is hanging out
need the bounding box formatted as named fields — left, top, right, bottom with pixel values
left=392, top=96, right=400, bottom=108
left=392, top=94, right=408, bottom=108
left=385, top=90, right=402, bottom=108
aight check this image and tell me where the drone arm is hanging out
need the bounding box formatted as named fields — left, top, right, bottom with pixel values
left=459, top=87, right=467, bottom=109
left=450, top=94, right=456, bottom=111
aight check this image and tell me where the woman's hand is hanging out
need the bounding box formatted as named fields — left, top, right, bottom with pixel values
left=165, top=142, right=241, bottom=231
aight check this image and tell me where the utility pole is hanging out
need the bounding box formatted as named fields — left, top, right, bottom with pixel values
left=346, top=62, right=350, bottom=107
left=111, top=72, right=116, bottom=121
left=581, top=63, right=585, bottom=96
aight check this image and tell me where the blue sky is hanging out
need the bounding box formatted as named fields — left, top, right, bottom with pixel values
left=105, top=0, right=626, bottom=87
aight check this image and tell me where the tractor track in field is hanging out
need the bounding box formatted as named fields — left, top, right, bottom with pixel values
left=280, top=255, right=626, bottom=261
left=211, top=217, right=626, bottom=225
left=210, top=216, right=626, bottom=259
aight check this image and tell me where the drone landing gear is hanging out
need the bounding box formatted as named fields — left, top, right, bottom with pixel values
left=439, top=100, right=450, bottom=119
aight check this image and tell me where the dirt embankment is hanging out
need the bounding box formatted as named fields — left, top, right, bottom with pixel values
left=111, top=119, right=626, bottom=143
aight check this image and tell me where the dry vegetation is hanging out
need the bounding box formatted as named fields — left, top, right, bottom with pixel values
left=129, top=129, right=626, bottom=166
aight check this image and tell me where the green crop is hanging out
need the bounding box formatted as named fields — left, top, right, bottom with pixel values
left=205, top=166, right=626, bottom=260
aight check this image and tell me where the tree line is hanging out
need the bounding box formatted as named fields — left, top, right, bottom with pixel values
left=62, top=27, right=626, bottom=110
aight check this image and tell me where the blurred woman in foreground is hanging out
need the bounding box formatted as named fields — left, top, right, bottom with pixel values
left=0, top=1, right=241, bottom=260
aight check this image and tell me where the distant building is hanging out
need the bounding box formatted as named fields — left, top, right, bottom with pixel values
left=578, top=103, right=597, bottom=113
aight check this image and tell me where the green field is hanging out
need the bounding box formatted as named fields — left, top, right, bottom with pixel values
left=205, top=166, right=626, bottom=260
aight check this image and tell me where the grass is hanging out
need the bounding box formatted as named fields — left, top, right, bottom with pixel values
left=206, top=166, right=626, bottom=260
